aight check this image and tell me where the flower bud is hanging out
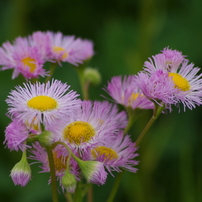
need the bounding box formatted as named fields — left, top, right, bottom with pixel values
left=61, top=169, right=77, bottom=193
left=83, top=67, right=101, bottom=86
left=10, top=152, right=31, bottom=186
left=75, top=157, right=107, bottom=185
left=38, top=130, right=54, bottom=147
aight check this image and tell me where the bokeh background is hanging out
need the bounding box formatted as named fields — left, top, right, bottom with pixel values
left=0, top=0, right=202, bottom=201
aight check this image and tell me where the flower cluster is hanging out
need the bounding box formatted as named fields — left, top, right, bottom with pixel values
left=2, top=30, right=202, bottom=201
left=1, top=30, right=139, bottom=194
left=4, top=78, right=139, bottom=191
left=0, top=31, right=94, bottom=79
left=106, top=47, right=202, bottom=112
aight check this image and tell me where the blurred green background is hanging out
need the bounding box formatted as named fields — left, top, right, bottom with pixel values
left=0, top=0, right=202, bottom=201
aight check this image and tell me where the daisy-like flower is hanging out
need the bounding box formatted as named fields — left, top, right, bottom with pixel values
left=142, top=47, right=202, bottom=110
left=144, top=47, right=188, bottom=73
left=168, top=61, right=202, bottom=110
left=105, top=75, right=154, bottom=110
left=28, top=31, right=51, bottom=61
left=135, top=70, right=178, bottom=106
left=46, top=31, right=93, bottom=66
left=83, top=130, right=139, bottom=175
left=73, top=38, right=94, bottom=62
left=6, top=79, right=81, bottom=129
left=30, top=142, right=80, bottom=185
left=94, top=100, right=128, bottom=130
left=0, top=36, right=48, bottom=79
left=4, top=118, right=31, bottom=151
left=48, top=100, right=118, bottom=151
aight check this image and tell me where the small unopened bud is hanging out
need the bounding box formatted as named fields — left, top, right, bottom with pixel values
left=74, top=156, right=107, bottom=185
left=38, top=130, right=54, bottom=147
left=84, top=67, right=101, bottom=86
left=61, top=169, right=77, bottom=193
left=10, top=151, right=31, bottom=186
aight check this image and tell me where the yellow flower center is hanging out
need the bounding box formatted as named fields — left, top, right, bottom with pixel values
left=128, top=93, right=142, bottom=105
left=52, top=46, right=68, bottom=60
left=25, top=117, right=40, bottom=131
left=53, top=151, right=67, bottom=172
left=169, top=73, right=190, bottom=91
left=27, top=95, right=58, bottom=111
left=21, top=57, right=37, bottom=73
left=91, top=146, right=118, bottom=161
left=63, top=121, right=95, bottom=145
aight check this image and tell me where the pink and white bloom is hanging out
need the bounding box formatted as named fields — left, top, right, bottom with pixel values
left=135, top=70, right=178, bottom=106
left=141, top=47, right=202, bottom=110
left=4, top=118, right=30, bottom=151
left=105, top=75, right=154, bottom=110
left=0, top=36, right=48, bottom=79
left=47, top=100, right=118, bottom=151
left=46, top=31, right=94, bottom=65
left=83, top=131, right=139, bottom=175
left=6, top=79, right=81, bottom=129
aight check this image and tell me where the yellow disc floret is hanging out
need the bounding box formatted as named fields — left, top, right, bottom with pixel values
left=52, top=46, right=68, bottom=60
left=21, top=57, right=37, bottom=73
left=91, top=146, right=118, bottom=161
left=63, top=121, right=95, bottom=145
left=53, top=151, right=67, bottom=172
left=27, top=95, right=58, bottom=111
left=169, top=72, right=190, bottom=91
left=128, top=93, right=143, bottom=105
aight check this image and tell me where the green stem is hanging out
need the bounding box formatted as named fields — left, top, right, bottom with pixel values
left=87, top=184, right=93, bottom=202
left=45, top=63, right=57, bottom=83
left=124, top=108, right=142, bottom=135
left=76, top=68, right=89, bottom=100
left=135, top=103, right=164, bottom=146
left=106, top=171, right=125, bottom=202
left=64, top=192, right=74, bottom=202
left=124, top=112, right=135, bottom=135
left=46, top=146, right=59, bottom=202
left=74, top=181, right=83, bottom=202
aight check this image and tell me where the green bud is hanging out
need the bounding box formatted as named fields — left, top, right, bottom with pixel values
left=10, top=151, right=31, bottom=186
left=83, top=67, right=101, bottom=86
left=61, top=169, right=77, bottom=193
left=38, top=130, right=54, bottom=147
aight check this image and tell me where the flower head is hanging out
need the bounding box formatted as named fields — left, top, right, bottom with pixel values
left=46, top=31, right=93, bottom=66
left=168, top=61, right=202, bottom=110
left=84, top=131, right=139, bottom=175
left=4, top=118, right=30, bottom=151
left=141, top=47, right=202, bottom=110
left=6, top=79, right=81, bottom=129
left=135, top=70, right=178, bottom=107
left=106, top=75, right=154, bottom=110
left=48, top=100, right=118, bottom=151
left=30, top=142, right=80, bottom=179
left=0, top=36, right=48, bottom=79
left=144, top=47, right=188, bottom=73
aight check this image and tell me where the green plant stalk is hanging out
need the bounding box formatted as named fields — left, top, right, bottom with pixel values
left=124, top=108, right=143, bottom=135
left=107, top=108, right=141, bottom=202
left=76, top=67, right=89, bottom=100
left=106, top=171, right=124, bottom=202
left=46, top=146, right=59, bottom=202
left=135, top=103, right=164, bottom=146
left=64, top=192, right=74, bottom=202
left=45, top=63, right=57, bottom=83
left=87, top=184, right=93, bottom=202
